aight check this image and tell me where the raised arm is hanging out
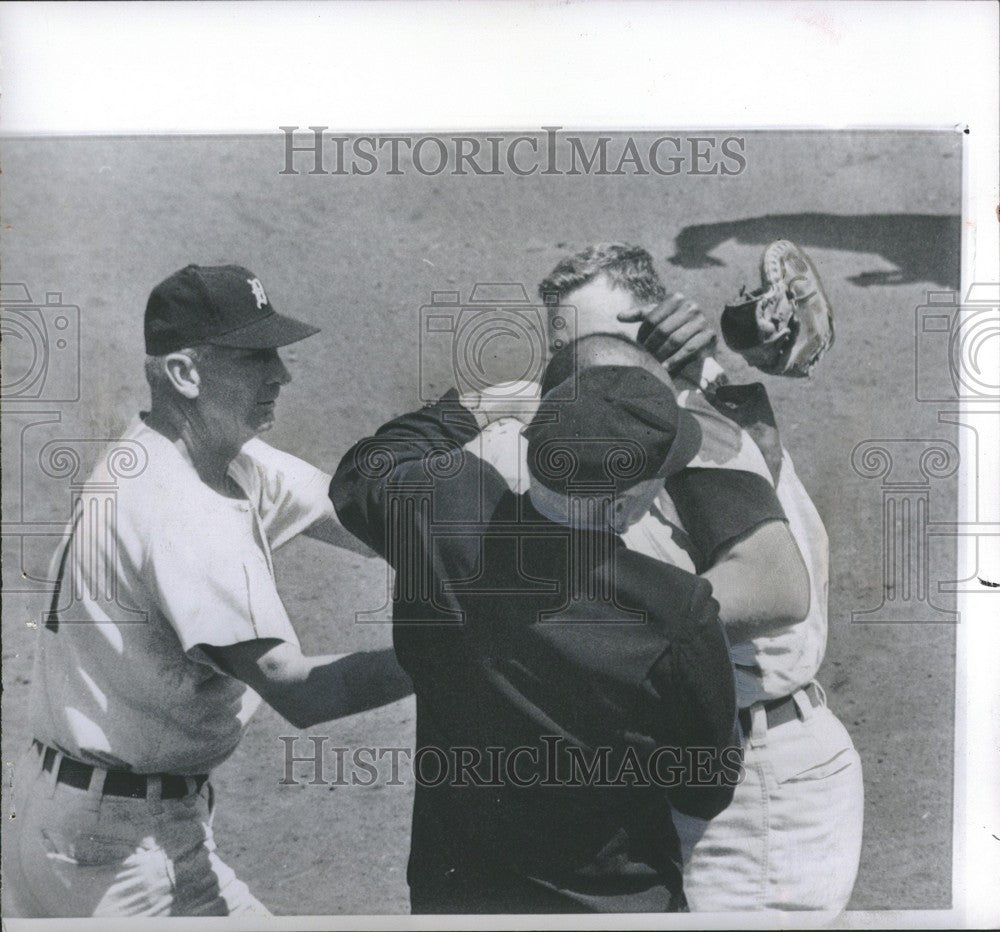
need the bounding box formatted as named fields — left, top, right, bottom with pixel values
left=593, top=292, right=812, bottom=636
left=329, top=390, right=483, bottom=558
left=331, top=384, right=538, bottom=560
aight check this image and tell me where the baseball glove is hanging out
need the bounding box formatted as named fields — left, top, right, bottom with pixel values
left=720, top=240, right=835, bottom=377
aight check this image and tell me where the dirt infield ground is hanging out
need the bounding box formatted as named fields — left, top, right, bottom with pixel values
left=2, top=131, right=961, bottom=914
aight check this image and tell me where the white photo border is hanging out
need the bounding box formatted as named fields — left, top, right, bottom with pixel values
left=1, top=2, right=997, bottom=929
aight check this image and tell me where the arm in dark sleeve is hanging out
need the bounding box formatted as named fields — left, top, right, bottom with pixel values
left=330, top=389, right=491, bottom=560
left=665, top=467, right=787, bottom=572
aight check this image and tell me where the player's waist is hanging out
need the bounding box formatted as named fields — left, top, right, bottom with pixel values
left=737, top=682, right=823, bottom=734
left=731, top=639, right=825, bottom=708
left=30, top=739, right=209, bottom=801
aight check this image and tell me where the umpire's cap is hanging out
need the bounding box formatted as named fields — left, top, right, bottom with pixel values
left=523, top=365, right=702, bottom=494
left=145, top=264, right=320, bottom=355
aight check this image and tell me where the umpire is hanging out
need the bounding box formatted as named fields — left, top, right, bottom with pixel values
left=331, top=336, right=790, bottom=913
left=5, top=264, right=410, bottom=917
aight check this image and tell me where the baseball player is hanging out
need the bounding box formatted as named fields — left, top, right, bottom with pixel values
left=474, top=241, right=863, bottom=911
left=5, top=264, right=411, bottom=918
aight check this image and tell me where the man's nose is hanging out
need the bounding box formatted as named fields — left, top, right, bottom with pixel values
left=270, top=354, right=292, bottom=385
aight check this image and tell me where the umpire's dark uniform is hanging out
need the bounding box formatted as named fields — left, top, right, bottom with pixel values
left=331, top=379, right=785, bottom=914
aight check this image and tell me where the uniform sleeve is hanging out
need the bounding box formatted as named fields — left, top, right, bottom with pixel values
left=234, top=438, right=336, bottom=550
left=144, top=511, right=300, bottom=658
left=665, top=467, right=788, bottom=571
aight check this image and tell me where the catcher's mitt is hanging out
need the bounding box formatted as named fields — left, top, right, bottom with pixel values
left=720, top=240, right=835, bottom=377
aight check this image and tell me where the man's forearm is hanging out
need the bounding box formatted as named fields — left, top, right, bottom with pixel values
left=269, top=648, right=413, bottom=728
left=204, top=640, right=413, bottom=729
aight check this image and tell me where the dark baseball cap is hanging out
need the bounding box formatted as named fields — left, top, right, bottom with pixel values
left=144, top=264, right=320, bottom=355
left=524, top=366, right=702, bottom=494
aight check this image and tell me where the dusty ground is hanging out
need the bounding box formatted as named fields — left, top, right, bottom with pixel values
left=1, top=131, right=962, bottom=914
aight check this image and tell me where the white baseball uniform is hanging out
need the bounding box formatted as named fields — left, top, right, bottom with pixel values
left=473, top=383, right=864, bottom=912
left=6, top=415, right=335, bottom=917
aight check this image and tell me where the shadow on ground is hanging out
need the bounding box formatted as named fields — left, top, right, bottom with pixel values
left=668, top=213, right=960, bottom=289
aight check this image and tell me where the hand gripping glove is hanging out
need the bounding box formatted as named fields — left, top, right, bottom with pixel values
left=720, top=240, right=835, bottom=377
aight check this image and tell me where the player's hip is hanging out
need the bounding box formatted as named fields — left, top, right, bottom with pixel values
left=3, top=741, right=263, bottom=918
left=737, top=682, right=860, bottom=783
left=670, top=692, right=864, bottom=911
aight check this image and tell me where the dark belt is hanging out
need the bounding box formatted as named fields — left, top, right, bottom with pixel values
left=738, top=682, right=822, bottom=734
left=33, top=740, right=207, bottom=800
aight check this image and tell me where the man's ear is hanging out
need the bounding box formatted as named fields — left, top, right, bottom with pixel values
left=163, top=352, right=201, bottom=399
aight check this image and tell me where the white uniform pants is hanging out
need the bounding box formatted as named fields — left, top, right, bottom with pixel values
left=4, top=742, right=270, bottom=918
left=672, top=684, right=864, bottom=912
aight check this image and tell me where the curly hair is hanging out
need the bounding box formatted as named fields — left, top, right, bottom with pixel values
left=537, top=242, right=667, bottom=306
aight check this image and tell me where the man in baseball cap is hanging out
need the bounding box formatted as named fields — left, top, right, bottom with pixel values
left=6, top=264, right=410, bottom=918
left=331, top=334, right=759, bottom=914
